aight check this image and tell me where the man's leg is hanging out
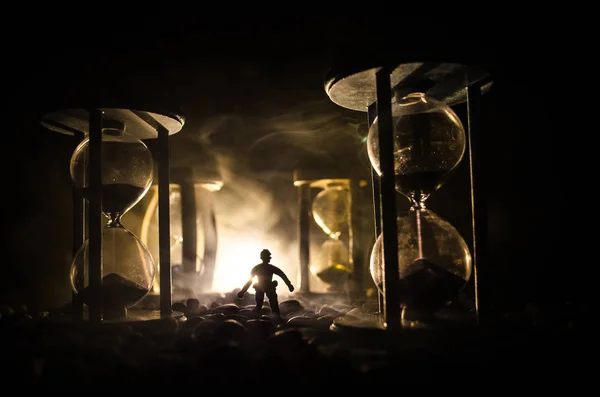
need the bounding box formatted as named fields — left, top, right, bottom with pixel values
left=254, top=291, right=265, bottom=312
left=267, top=291, right=280, bottom=315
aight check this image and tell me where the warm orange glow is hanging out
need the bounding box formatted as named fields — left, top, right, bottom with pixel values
left=150, top=235, right=296, bottom=295
left=211, top=233, right=296, bottom=293
left=139, top=180, right=299, bottom=296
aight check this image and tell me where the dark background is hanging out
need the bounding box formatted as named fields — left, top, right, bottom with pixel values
left=1, top=13, right=561, bottom=316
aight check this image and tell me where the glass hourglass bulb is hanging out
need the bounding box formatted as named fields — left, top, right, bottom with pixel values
left=310, top=183, right=352, bottom=289
left=70, top=226, right=156, bottom=317
left=70, top=120, right=154, bottom=217
left=312, top=239, right=351, bottom=289
left=367, top=92, right=466, bottom=205
left=311, top=182, right=350, bottom=240
left=369, top=206, right=472, bottom=311
left=69, top=120, right=155, bottom=318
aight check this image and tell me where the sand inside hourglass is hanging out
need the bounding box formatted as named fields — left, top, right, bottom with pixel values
left=316, top=263, right=352, bottom=286
left=77, top=183, right=148, bottom=216
left=313, top=238, right=352, bottom=290
left=378, top=258, right=467, bottom=310
left=78, top=273, right=150, bottom=318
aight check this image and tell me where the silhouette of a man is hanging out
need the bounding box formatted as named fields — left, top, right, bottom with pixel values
left=237, top=249, right=294, bottom=316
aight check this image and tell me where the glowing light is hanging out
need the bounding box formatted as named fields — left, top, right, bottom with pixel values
left=211, top=232, right=297, bottom=293
left=198, top=181, right=224, bottom=192
left=139, top=173, right=299, bottom=296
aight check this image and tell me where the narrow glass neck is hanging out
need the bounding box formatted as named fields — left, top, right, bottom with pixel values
left=329, top=231, right=341, bottom=240
left=105, top=213, right=123, bottom=228
left=410, top=196, right=427, bottom=210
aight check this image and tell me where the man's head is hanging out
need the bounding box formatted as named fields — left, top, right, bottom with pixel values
left=260, top=249, right=271, bottom=262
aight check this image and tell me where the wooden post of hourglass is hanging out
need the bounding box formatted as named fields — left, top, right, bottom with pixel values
left=374, top=67, right=401, bottom=331
left=157, top=125, right=172, bottom=317
left=87, top=108, right=103, bottom=323
left=298, top=181, right=311, bottom=293
left=466, top=80, right=491, bottom=324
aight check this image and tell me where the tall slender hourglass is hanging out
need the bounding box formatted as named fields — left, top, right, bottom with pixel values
left=69, top=120, right=155, bottom=320
left=367, top=92, right=472, bottom=324
left=311, top=182, right=352, bottom=291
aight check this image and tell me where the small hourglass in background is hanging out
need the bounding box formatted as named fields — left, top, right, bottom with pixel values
left=140, top=165, right=223, bottom=302
left=69, top=119, right=156, bottom=320
left=310, top=181, right=352, bottom=292
left=367, top=92, right=473, bottom=326
left=294, top=169, right=369, bottom=299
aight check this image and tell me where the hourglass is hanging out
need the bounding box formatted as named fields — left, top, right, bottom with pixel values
left=41, top=105, right=184, bottom=322
left=324, top=56, right=493, bottom=332
left=311, top=181, right=352, bottom=291
left=140, top=164, right=223, bottom=302
left=294, top=169, right=368, bottom=298
left=68, top=119, right=156, bottom=320
left=367, top=92, right=472, bottom=325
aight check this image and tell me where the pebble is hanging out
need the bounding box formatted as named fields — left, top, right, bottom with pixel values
left=215, top=319, right=248, bottom=345
left=191, top=319, right=218, bottom=342
left=212, top=303, right=240, bottom=315
left=181, top=315, right=206, bottom=329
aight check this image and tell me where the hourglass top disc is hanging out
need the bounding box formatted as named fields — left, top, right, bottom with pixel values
left=325, top=61, right=493, bottom=112
left=41, top=108, right=185, bottom=139
left=293, top=169, right=368, bottom=188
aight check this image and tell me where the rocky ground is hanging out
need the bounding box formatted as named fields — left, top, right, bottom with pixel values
left=0, top=291, right=591, bottom=389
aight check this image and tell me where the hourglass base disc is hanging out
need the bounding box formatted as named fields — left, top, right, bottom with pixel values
left=84, top=308, right=185, bottom=324
left=330, top=308, right=386, bottom=331
left=41, top=108, right=184, bottom=139
left=104, top=308, right=185, bottom=322
left=330, top=306, right=477, bottom=335
left=294, top=290, right=352, bottom=302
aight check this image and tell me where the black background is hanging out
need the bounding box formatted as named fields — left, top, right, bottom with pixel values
left=1, top=13, right=560, bottom=315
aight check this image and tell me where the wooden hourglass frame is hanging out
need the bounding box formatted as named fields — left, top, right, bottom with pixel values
left=294, top=169, right=368, bottom=301
left=139, top=165, right=222, bottom=302
left=41, top=108, right=184, bottom=322
left=324, top=61, right=493, bottom=331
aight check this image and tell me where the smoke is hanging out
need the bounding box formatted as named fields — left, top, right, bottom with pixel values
left=164, top=97, right=370, bottom=293
left=0, top=91, right=374, bottom=311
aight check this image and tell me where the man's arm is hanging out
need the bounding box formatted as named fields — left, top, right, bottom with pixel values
left=237, top=267, right=256, bottom=298
left=238, top=280, right=252, bottom=297
left=273, top=266, right=294, bottom=292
